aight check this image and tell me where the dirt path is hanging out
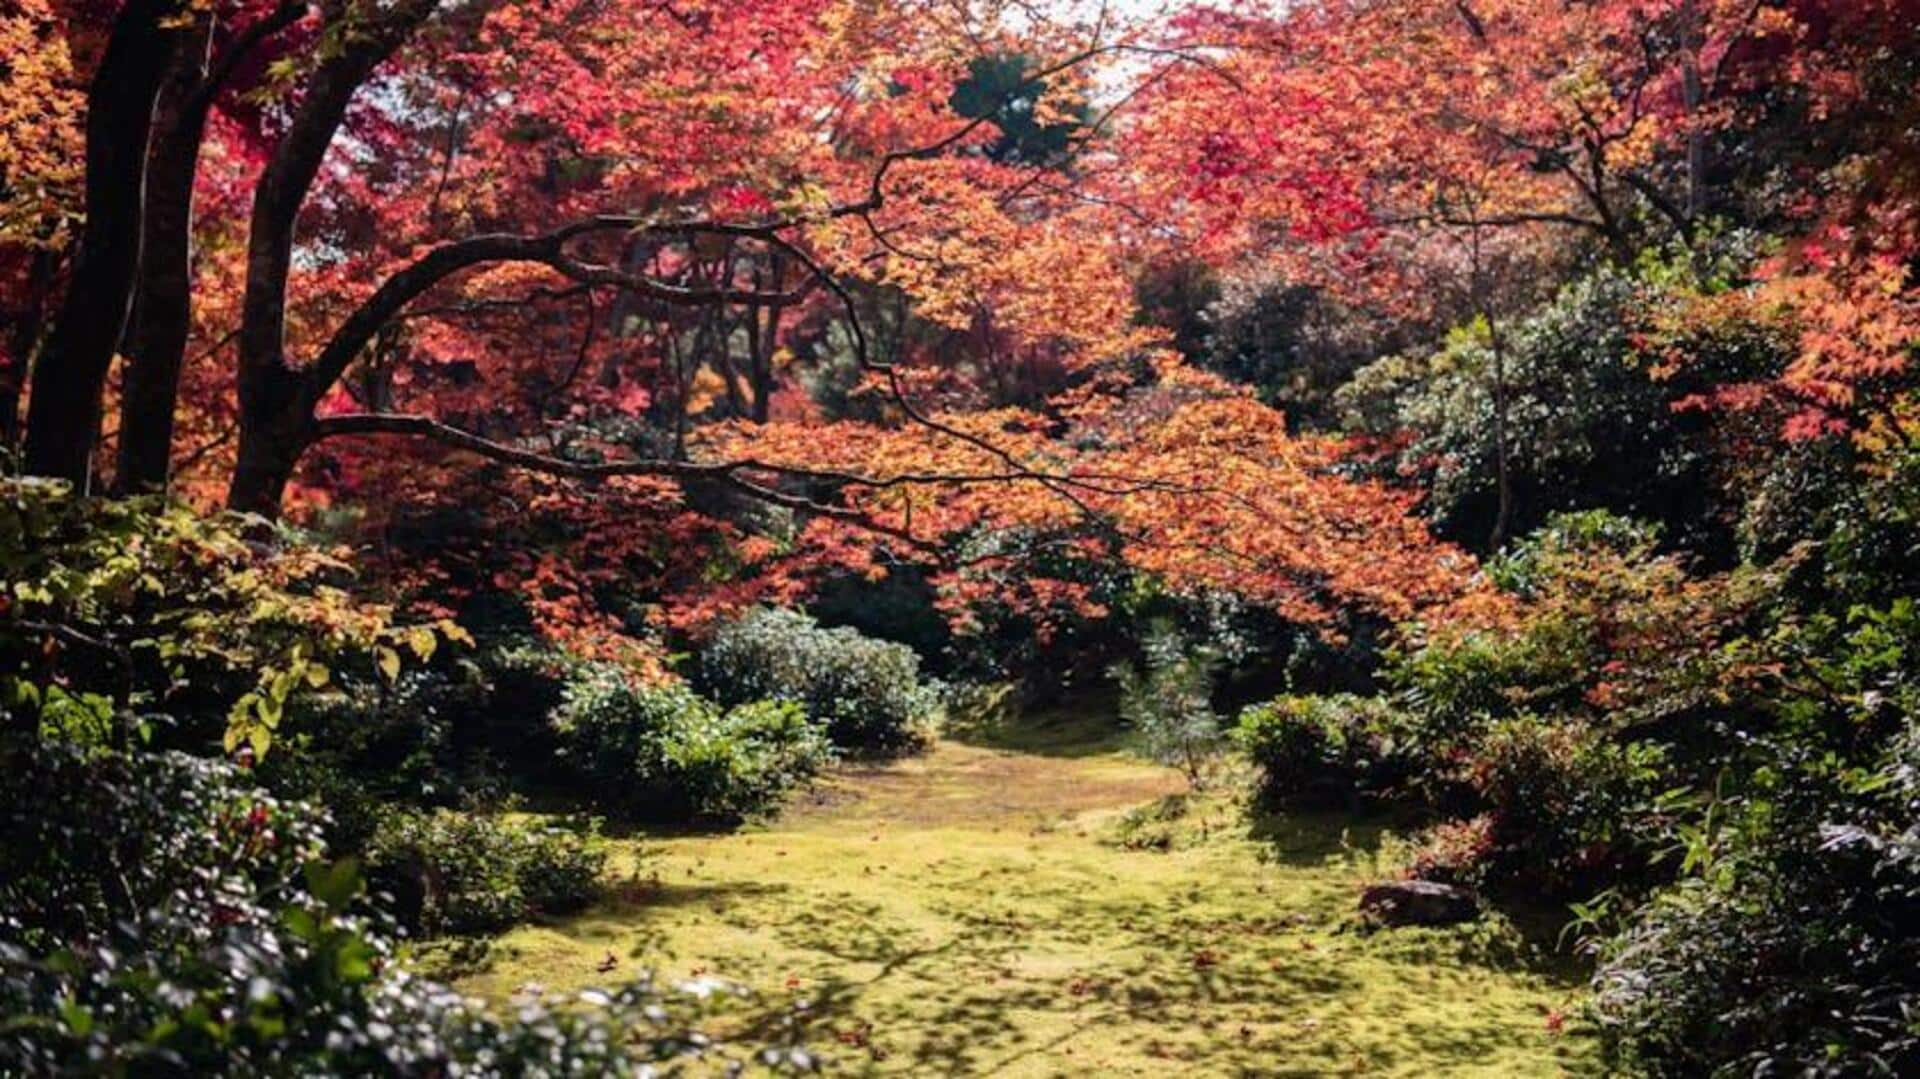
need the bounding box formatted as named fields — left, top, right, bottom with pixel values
left=459, top=732, right=1596, bottom=1076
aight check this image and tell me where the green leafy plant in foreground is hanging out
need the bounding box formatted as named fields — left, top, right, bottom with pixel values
left=0, top=478, right=464, bottom=759
left=0, top=736, right=817, bottom=1075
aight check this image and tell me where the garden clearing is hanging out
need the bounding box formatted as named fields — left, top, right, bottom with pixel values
left=457, top=710, right=1599, bottom=1076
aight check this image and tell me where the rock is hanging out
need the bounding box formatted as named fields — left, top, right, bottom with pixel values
left=1358, top=880, right=1479, bottom=926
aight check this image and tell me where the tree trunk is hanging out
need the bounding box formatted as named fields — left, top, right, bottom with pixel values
left=750, top=255, right=786, bottom=424
left=2, top=249, right=57, bottom=453
left=228, top=415, right=309, bottom=516
left=116, top=13, right=215, bottom=494
left=227, top=0, right=438, bottom=517
left=1485, top=311, right=1515, bottom=551
left=1680, top=0, right=1708, bottom=226
left=21, top=0, right=181, bottom=488
left=1466, top=222, right=1514, bottom=550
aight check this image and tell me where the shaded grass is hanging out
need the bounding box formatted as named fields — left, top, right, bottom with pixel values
left=941, top=684, right=1142, bottom=758
left=454, top=711, right=1600, bottom=1075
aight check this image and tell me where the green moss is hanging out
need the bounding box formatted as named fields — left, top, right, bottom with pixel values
left=456, top=718, right=1599, bottom=1075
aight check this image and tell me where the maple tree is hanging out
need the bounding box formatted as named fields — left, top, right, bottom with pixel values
left=2, top=0, right=1493, bottom=665
left=1121, top=0, right=1918, bottom=439
left=4, top=3, right=1920, bottom=1075
left=5, top=0, right=1912, bottom=652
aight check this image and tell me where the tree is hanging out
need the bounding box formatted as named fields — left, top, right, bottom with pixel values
left=7, top=0, right=1503, bottom=661
left=20, top=0, right=183, bottom=487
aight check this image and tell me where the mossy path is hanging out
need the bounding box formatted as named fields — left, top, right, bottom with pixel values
left=459, top=715, right=1598, bottom=1075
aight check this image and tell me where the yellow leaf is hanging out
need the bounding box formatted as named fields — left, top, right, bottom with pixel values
left=406, top=625, right=437, bottom=662
left=376, top=646, right=401, bottom=683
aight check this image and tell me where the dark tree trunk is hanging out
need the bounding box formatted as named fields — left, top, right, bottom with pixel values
left=749, top=255, right=785, bottom=424
left=228, top=0, right=438, bottom=517
left=2, top=249, right=57, bottom=453
left=228, top=414, right=310, bottom=516
left=1485, top=310, right=1515, bottom=551
left=21, top=0, right=181, bottom=488
left=116, top=13, right=216, bottom=494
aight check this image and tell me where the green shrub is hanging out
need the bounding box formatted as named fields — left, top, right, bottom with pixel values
left=1592, top=604, right=1920, bottom=1076
left=0, top=478, right=459, bottom=760
left=469, top=640, right=581, bottom=769
left=0, top=740, right=812, bottom=1074
left=1235, top=693, right=1422, bottom=808
left=700, top=607, right=937, bottom=756
left=517, top=821, right=609, bottom=917
left=0, top=737, right=329, bottom=956
left=1462, top=718, right=1669, bottom=897
left=1388, top=622, right=1584, bottom=737
left=265, top=665, right=498, bottom=828
left=552, top=664, right=832, bottom=825
left=1403, top=815, right=1498, bottom=890
left=363, top=807, right=606, bottom=937
left=258, top=641, right=590, bottom=846
left=1333, top=258, right=1768, bottom=554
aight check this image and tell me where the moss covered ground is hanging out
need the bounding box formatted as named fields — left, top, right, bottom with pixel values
left=454, top=708, right=1600, bottom=1075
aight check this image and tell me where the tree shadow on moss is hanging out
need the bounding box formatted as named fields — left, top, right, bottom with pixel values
left=943, top=686, right=1140, bottom=759
left=1246, top=807, right=1400, bottom=868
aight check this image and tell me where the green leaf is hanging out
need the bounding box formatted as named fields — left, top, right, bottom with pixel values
left=57, top=996, right=92, bottom=1037
left=305, top=858, right=362, bottom=911
left=333, top=935, right=377, bottom=984
left=281, top=907, right=319, bottom=942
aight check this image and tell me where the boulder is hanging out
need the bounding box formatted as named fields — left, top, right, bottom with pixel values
left=1358, top=880, right=1479, bottom=926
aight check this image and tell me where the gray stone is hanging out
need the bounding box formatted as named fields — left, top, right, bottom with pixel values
left=1358, top=880, right=1479, bottom=926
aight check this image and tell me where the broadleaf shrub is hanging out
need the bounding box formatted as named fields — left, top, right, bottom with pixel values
left=552, top=664, right=832, bottom=824
left=700, top=607, right=937, bottom=756
left=1237, top=511, right=1763, bottom=897
left=1590, top=601, right=1920, bottom=1076
left=0, top=739, right=809, bottom=1074
left=0, top=478, right=461, bottom=759
left=1333, top=257, right=1769, bottom=554
left=363, top=807, right=606, bottom=937
left=1457, top=718, right=1669, bottom=896
left=1234, top=693, right=1421, bottom=809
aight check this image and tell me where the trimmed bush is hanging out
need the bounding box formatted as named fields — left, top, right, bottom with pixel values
left=700, top=607, right=938, bottom=756
left=1235, top=694, right=1422, bottom=809
left=363, top=808, right=606, bottom=937
left=552, top=664, right=832, bottom=825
